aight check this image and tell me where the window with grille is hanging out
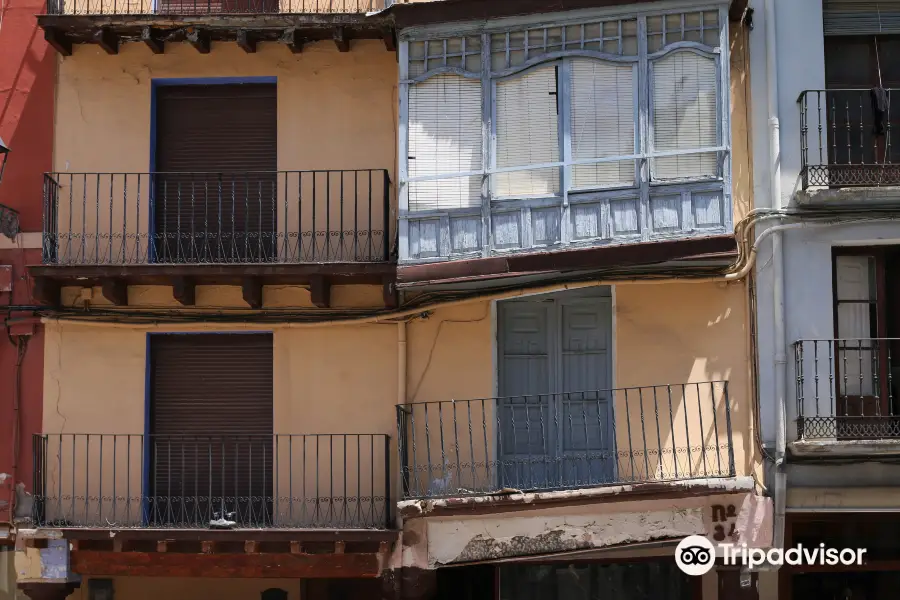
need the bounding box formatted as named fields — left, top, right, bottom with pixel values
left=400, top=5, right=729, bottom=260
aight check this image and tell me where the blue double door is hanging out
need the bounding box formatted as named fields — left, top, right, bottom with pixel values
left=497, top=289, right=616, bottom=490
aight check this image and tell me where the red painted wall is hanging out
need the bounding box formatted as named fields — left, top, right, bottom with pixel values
left=0, top=0, right=55, bottom=525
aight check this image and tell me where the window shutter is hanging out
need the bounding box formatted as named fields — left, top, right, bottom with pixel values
left=651, top=52, right=718, bottom=180
left=408, top=75, right=482, bottom=211
left=823, top=0, right=900, bottom=36
left=569, top=59, right=635, bottom=189
left=494, top=65, right=561, bottom=198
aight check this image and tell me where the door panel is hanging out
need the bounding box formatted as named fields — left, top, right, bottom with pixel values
left=499, top=301, right=553, bottom=488
left=558, top=298, right=615, bottom=486
left=498, top=293, right=614, bottom=491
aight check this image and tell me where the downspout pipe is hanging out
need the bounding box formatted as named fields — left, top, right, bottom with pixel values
left=764, top=0, right=788, bottom=550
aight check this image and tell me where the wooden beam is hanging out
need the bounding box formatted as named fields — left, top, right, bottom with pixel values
left=112, top=537, right=124, bottom=552
left=290, top=541, right=302, bottom=554
left=32, top=278, right=61, bottom=307
left=101, top=279, right=127, bottom=306
left=93, top=27, right=119, bottom=55
left=201, top=541, right=215, bottom=554
left=381, top=26, right=396, bottom=52
left=244, top=541, right=259, bottom=554
left=333, top=27, right=350, bottom=52
left=309, top=275, right=331, bottom=308
left=241, top=277, right=263, bottom=309
left=334, top=541, right=345, bottom=554
left=70, top=550, right=383, bottom=579
left=141, top=26, right=164, bottom=54
left=187, top=29, right=210, bottom=54
left=281, top=28, right=303, bottom=53
left=237, top=29, right=257, bottom=53
left=382, top=275, right=398, bottom=309
left=44, top=27, right=72, bottom=56
left=156, top=540, right=167, bottom=553
left=171, top=276, right=196, bottom=306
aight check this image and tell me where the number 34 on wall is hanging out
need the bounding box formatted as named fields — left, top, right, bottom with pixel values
left=711, top=504, right=738, bottom=542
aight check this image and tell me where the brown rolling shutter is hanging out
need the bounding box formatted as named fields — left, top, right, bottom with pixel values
left=149, top=333, right=274, bottom=526
left=154, top=84, right=277, bottom=263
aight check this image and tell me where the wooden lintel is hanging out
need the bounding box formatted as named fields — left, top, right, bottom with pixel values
left=112, top=537, right=123, bottom=552
left=309, top=275, right=331, bottom=308
left=244, top=540, right=259, bottom=554
left=100, top=279, right=127, bottom=306
left=281, top=28, right=303, bottom=53
left=289, top=541, right=302, bottom=554
left=141, top=26, right=164, bottom=54
left=187, top=29, right=211, bottom=54
left=381, top=27, right=396, bottom=52
left=70, top=550, right=383, bottom=578
left=156, top=540, right=167, bottom=553
left=333, top=27, right=350, bottom=52
left=237, top=29, right=257, bottom=53
left=241, top=277, right=263, bottom=309
left=44, top=27, right=72, bottom=56
left=334, top=541, right=345, bottom=554
left=201, top=541, right=215, bottom=554
left=32, top=278, right=61, bottom=307
left=382, top=276, right=398, bottom=309
left=93, top=27, right=119, bottom=55
left=172, top=276, right=196, bottom=306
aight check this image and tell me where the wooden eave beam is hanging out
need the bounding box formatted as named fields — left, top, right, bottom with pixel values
left=171, top=276, right=196, bottom=306
left=333, top=27, right=349, bottom=52
left=281, top=28, right=303, bottom=53
left=32, top=278, right=61, bottom=307
left=241, top=277, right=263, bottom=309
left=187, top=28, right=210, bottom=54
left=44, top=27, right=72, bottom=56
left=141, top=26, right=164, bottom=54
left=93, top=26, right=119, bottom=55
left=237, top=29, right=257, bottom=53
left=309, top=275, right=331, bottom=308
left=381, top=26, right=396, bottom=52
left=101, top=279, right=127, bottom=306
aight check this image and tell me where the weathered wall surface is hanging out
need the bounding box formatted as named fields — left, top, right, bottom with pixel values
left=0, top=0, right=55, bottom=528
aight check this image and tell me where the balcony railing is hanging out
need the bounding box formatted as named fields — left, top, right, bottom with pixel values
left=795, top=339, right=900, bottom=441
left=32, top=433, right=391, bottom=529
left=396, top=382, right=734, bottom=499
left=42, top=170, right=391, bottom=265
left=45, top=0, right=386, bottom=16
left=799, top=89, right=900, bottom=189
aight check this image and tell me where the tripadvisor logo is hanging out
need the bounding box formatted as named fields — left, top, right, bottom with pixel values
left=674, top=535, right=868, bottom=576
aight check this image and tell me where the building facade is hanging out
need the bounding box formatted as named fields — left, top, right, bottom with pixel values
left=0, top=0, right=56, bottom=596
left=11, top=0, right=773, bottom=599
left=750, top=0, right=900, bottom=599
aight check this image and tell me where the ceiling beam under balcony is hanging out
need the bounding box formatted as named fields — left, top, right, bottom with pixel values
left=309, top=275, right=331, bottom=308
left=93, top=27, right=119, bottom=55
left=141, top=26, right=164, bottom=54
left=100, top=279, right=127, bottom=306
left=333, top=27, right=350, bottom=52
left=241, top=277, right=263, bottom=310
left=172, top=276, right=196, bottom=306
left=236, top=29, right=257, bottom=53
left=281, top=28, right=303, bottom=53
left=43, top=27, right=72, bottom=57
left=187, top=28, right=211, bottom=54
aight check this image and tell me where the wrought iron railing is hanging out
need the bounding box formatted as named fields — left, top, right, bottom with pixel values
left=396, top=382, right=734, bottom=499
left=32, top=433, right=391, bottom=529
left=795, top=339, right=900, bottom=440
left=799, top=89, right=900, bottom=188
left=45, top=0, right=386, bottom=16
left=42, top=170, right=391, bottom=265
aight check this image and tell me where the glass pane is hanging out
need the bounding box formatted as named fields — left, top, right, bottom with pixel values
left=494, top=65, right=561, bottom=197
